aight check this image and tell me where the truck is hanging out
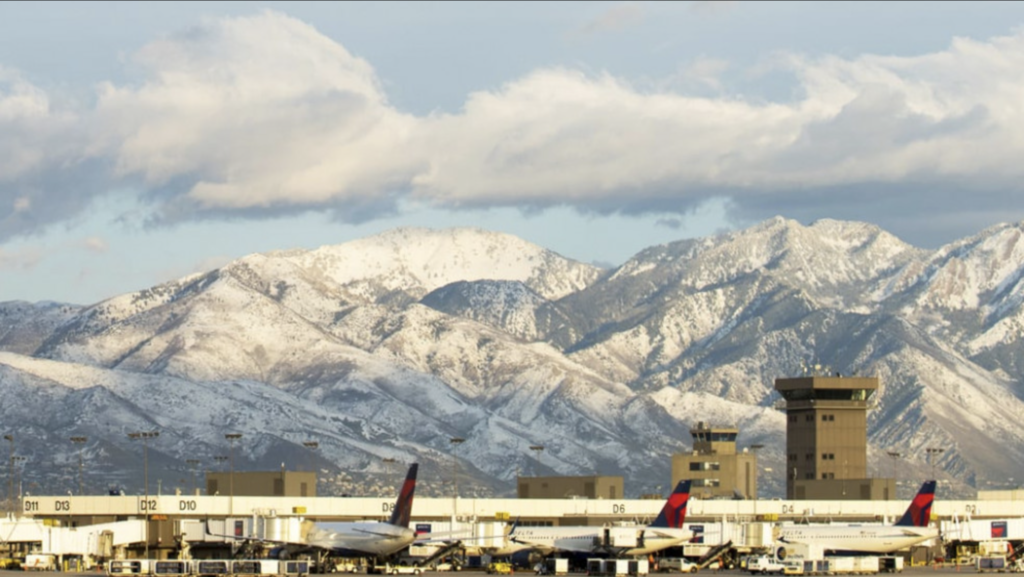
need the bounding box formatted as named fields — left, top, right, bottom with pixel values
left=23, top=555, right=56, bottom=571
left=747, top=555, right=786, bottom=574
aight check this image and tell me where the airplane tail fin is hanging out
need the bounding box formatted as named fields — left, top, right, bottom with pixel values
left=895, top=480, right=936, bottom=527
left=649, top=480, right=692, bottom=529
left=387, top=463, right=418, bottom=527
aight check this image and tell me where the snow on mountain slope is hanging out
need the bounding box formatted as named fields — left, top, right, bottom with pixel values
left=287, top=227, right=603, bottom=301
left=0, top=301, right=81, bottom=355
left=6, top=220, right=1024, bottom=496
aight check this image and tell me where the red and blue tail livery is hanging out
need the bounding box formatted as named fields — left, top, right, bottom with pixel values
left=650, top=480, right=692, bottom=529
left=895, top=480, right=936, bottom=527
left=387, top=463, right=418, bottom=527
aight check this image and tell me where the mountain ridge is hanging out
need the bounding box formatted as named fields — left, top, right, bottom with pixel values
left=3, top=219, right=1024, bottom=498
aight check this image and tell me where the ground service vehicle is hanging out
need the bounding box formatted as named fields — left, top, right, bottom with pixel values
left=487, top=562, right=514, bottom=575
left=747, top=555, right=786, bottom=575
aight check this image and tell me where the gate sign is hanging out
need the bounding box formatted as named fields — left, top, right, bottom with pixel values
left=689, top=524, right=704, bottom=544
left=415, top=523, right=431, bottom=536
left=992, top=521, right=1008, bottom=539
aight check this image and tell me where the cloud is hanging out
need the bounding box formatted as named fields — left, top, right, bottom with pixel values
left=81, top=237, right=108, bottom=253
left=4, top=12, right=1024, bottom=247
left=573, top=3, right=645, bottom=37
left=0, top=246, right=43, bottom=271
left=89, top=11, right=422, bottom=225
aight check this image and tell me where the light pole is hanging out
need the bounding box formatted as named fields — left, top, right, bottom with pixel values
left=4, top=435, right=12, bottom=517
left=303, top=441, right=319, bottom=495
left=886, top=451, right=901, bottom=498
left=12, top=456, right=26, bottom=507
left=70, top=436, right=88, bottom=495
left=449, top=437, right=465, bottom=509
left=926, top=447, right=944, bottom=480
left=529, top=445, right=545, bottom=476
left=128, top=431, right=159, bottom=559
left=749, top=444, right=764, bottom=519
left=225, top=434, right=242, bottom=516
left=302, top=441, right=318, bottom=471
left=186, top=460, right=201, bottom=495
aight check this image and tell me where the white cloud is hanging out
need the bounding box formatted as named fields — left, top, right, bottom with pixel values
left=90, top=11, right=423, bottom=213
left=5, top=12, right=1024, bottom=246
left=81, top=237, right=108, bottom=253
left=0, top=246, right=43, bottom=271
left=574, top=3, right=645, bottom=37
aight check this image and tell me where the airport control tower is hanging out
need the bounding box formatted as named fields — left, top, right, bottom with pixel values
left=775, top=375, right=891, bottom=500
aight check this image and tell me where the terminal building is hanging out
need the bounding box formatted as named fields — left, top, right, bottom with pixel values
left=516, top=475, right=623, bottom=499
left=206, top=471, right=317, bottom=498
left=671, top=422, right=758, bottom=500
left=775, top=375, right=894, bottom=500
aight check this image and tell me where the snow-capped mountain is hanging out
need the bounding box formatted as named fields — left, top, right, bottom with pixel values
left=2, top=221, right=1024, bottom=499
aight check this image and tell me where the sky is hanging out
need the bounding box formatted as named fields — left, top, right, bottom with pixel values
left=5, top=1, right=1024, bottom=305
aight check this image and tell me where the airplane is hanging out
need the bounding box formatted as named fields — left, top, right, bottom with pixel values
left=302, top=463, right=421, bottom=557
left=213, top=462, right=427, bottom=560
left=775, top=480, right=938, bottom=555
left=498, top=479, right=693, bottom=557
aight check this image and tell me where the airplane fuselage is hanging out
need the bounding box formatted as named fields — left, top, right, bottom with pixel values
left=777, top=525, right=938, bottom=554
left=306, top=521, right=416, bottom=557
left=508, top=526, right=693, bottom=557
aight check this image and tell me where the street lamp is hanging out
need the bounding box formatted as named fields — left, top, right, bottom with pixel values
left=186, top=460, right=201, bottom=495
left=128, top=431, right=159, bottom=559
left=70, top=436, right=88, bottom=495
left=225, top=434, right=242, bottom=516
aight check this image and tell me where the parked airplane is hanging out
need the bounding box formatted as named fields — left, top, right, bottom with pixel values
left=213, top=463, right=424, bottom=560
left=500, top=480, right=693, bottom=557
left=302, top=463, right=421, bottom=557
left=776, top=480, right=937, bottom=554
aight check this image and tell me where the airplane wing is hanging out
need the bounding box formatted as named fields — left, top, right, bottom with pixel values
left=351, top=527, right=409, bottom=538
left=204, top=528, right=305, bottom=547
left=412, top=529, right=472, bottom=544
left=645, top=529, right=693, bottom=539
